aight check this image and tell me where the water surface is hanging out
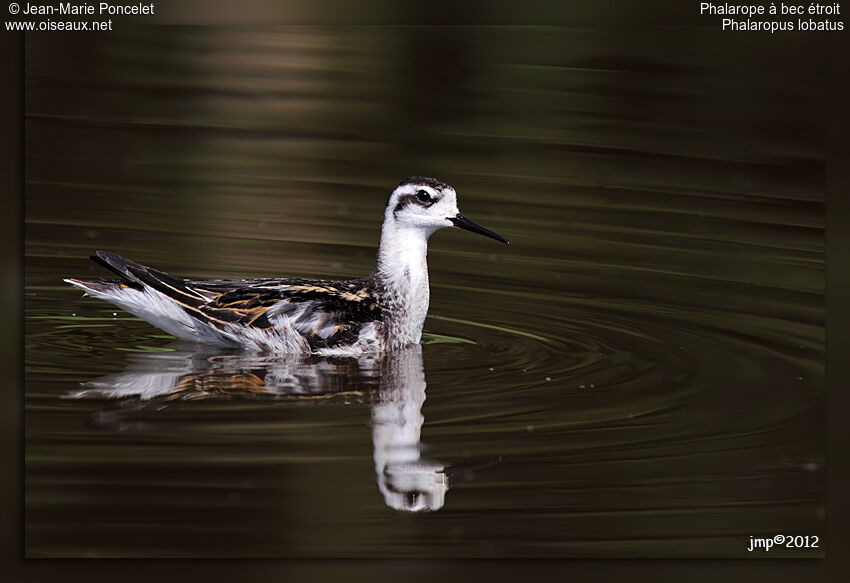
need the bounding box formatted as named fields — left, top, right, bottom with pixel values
left=25, top=26, right=824, bottom=557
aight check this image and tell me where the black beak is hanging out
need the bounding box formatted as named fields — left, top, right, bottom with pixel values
left=448, top=213, right=510, bottom=245
left=443, top=456, right=503, bottom=487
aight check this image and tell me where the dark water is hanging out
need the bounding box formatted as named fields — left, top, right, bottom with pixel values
left=25, top=27, right=824, bottom=557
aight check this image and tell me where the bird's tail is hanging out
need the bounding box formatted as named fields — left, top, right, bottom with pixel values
left=66, top=250, right=209, bottom=307
left=63, top=277, right=137, bottom=297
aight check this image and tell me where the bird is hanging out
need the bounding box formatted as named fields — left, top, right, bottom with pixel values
left=65, top=176, right=509, bottom=354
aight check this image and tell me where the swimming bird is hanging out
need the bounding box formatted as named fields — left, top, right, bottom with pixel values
left=65, top=177, right=509, bottom=354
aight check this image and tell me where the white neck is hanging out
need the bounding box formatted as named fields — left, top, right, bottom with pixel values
left=374, top=220, right=432, bottom=348
left=371, top=346, right=447, bottom=511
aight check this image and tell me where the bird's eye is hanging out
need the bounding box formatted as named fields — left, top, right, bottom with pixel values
left=416, top=190, right=431, bottom=203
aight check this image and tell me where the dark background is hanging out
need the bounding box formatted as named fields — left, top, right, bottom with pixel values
left=4, top=0, right=848, bottom=579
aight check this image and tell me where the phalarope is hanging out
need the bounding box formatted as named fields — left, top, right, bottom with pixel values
left=65, top=177, right=509, bottom=354
left=71, top=344, right=500, bottom=512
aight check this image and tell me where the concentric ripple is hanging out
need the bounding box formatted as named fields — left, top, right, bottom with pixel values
left=24, top=24, right=823, bottom=557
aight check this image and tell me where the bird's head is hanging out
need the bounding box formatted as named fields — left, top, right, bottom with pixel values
left=383, top=176, right=509, bottom=245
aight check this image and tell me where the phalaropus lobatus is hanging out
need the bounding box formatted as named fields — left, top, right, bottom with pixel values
left=65, top=176, right=509, bottom=354
left=71, top=344, right=501, bottom=512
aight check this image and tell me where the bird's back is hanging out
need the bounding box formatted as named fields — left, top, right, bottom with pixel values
left=65, top=251, right=386, bottom=353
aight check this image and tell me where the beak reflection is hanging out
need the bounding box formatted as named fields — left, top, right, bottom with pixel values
left=448, top=213, right=510, bottom=245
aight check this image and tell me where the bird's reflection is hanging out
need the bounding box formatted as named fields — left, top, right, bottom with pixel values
left=68, top=344, right=497, bottom=512
left=370, top=347, right=447, bottom=511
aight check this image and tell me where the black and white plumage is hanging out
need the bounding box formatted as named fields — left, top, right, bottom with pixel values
left=65, top=177, right=509, bottom=354
left=70, top=344, right=498, bottom=512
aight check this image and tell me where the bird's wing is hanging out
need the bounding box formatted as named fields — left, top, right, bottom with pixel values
left=90, top=250, right=211, bottom=305
left=85, top=251, right=382, bottom=349
left=200, top=279, right=383, bottom=349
